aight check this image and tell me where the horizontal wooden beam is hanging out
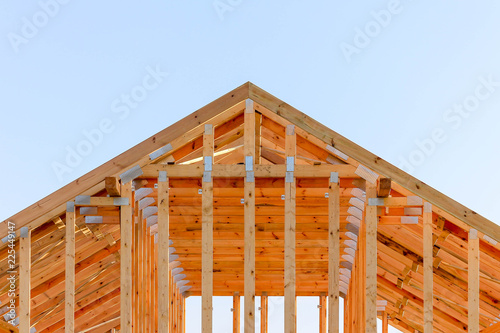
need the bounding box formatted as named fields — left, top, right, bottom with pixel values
left=142, top=164, right=358, bottom=178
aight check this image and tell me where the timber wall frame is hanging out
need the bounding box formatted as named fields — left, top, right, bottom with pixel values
left=2, top=83, right=500, bottom=332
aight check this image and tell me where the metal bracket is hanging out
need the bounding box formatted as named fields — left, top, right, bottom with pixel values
left=85, top=216, right=103, bottom=224
left=75, top=196, right=91, bottom=205
left=159, top=170, right=168, bottom=182
left=67, top=201, right=76, bottom=212
left=245, top=156, right=254, bottom=171
left=149, top=143, right=173, bottom=160
left=20, top=227, right=29, bottom=238
left=325, top=145, right=349, bottom=160
left=286, top=157, right=295, bottom=172
left=139, top=197, right=155, bottom=210
left=401, top=216, right=419, bottom=225
left=470, top=228, right=478, bottom=240
left=484, top=235, right=498, bottom=246
left=120, top=165, right=143, bottom=184
left=330, top=172, right=338, bottom=184
left=204, top=156, right=213, bottom=171
left=80, top=207, right=97, bottom=215
left=285, top=172, right=294, bottom=183
left=135, top=187, right=153, bottom=201
left=246, top=171, right=255, bottom=183
left=245, top=99, right=254, bottom=113
left=203, top=172, right=212, bottom=183
left=114, top=197, right=130, bottom=206
left=355, top=164, right=378, bottom=185
left=368, top=198, right=384, bottom=206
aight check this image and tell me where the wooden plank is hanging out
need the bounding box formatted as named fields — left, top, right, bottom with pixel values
left=233, top=292, right=241, bottom=333
left=0, top=320, right=19, bottom=333
left=145, top=216, right=151, bottom=332
left=261, top=293, right=268, bottom=333
left=284, top=124, right=296, bottom=333
left=366, top=183, right=377, bottom=333
left=244, top=99, right=256, bottom=333
left=105, top=177, right=121, bottom=197
left=319, top=295, right=327, bottom=333
left=153, top=232, right=159, bottom=332
left=65, top=202, right=76, bottom=333
left=138, top=209, right=145, bottom=332
left=358, top=196, right=366, bottom=332
left=343, top=295, right=348, bottom=333
left=3, top=82, right=250, bottom=237
left=182, top=294, right=186, bottom=333
left=468, top=228, right=479, bottom=333
left=382, top=311, right=388, bottom=333
left=255, top=112, right=262, bottom=164
left=202, top=124, right=214, bottom=333
left=19, top=227, right=31, bottom=333
left=423, top=202, right=433, bottom=332
left=248, top=83, right=500, bottom=242
left=142, top=163, right=357, bottom=178
left=120, top=182, right=133, bottom=333
left=328, top=173, right=340, bottom=333
left=482, top=321, right=500, bottom=333
left=133, top=206, right=139, bottom=331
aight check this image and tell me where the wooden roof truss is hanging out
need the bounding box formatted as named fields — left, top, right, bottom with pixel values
left=1, top=82, right=500, bottom=332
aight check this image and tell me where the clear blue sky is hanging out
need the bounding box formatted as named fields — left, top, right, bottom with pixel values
left=1, top=1, right=500, bottom=331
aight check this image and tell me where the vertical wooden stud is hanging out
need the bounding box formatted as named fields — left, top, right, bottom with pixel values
left=120, top=182, right=133, bottom=333
left=284, top=124, right=296, bottom=333
left=233, top=292, right=241, bottom=333
left=202, top=124, right=214, bottom=333
left=468, top=228, right=479, bottom=333
left=423, top=202, right=434, bottom=332
left=65, top=202, right=76, bottom=333
left=19, top=226, right=31, bottom=333
left=319, top=294, right=327, bottom=333
left=328, top=172, right=340, bottom=333
left=244, top=99, right=256, bottom=333
left=158, top=171, right=170, bottom=332
left=261, top=293, right=268, bottom=333
left=366, top=183, right=377, bottom=333
left=382, top=311, right=389, bottom=333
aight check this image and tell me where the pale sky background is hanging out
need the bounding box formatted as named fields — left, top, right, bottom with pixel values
left=1, top=1, right=500, bottom=332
